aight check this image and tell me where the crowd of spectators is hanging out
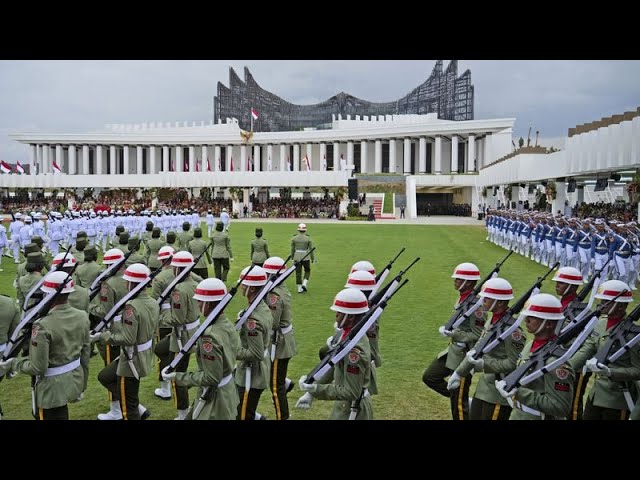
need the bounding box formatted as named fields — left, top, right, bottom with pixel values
left=251, top=198, right=340, bottom=219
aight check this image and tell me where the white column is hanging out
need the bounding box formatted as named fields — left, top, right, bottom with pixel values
left=123, top=146, right=130, bottom=174
left=69, top=145, right=76, bottom=175
left=418, top=137, right=427, bottom=173
left=293, top=144, right=300, bottom=171
left=267, top=144, right=274, bottom=171
left=29, top=145, right=37, bottom=175
left=389, top=139, right=396, bottom=173
left=214, top=145, right=221, bottom=172
left=468, top=134, right=476, bottom=172
left=36, top=145, right=43, bottom=175
left=162, top=146, right=169, bottom=172
left=434, top=136, right=442, bottom=174
left=551, top=181, right=567, bottom=215
left=347, top=141, right=354, bottom=167
left=306, top=143, right=312, bottom=171
left=254, top=144, right=261, bottom=172
left=360, top=140, right=368, bottom=173
left=82, top=145, right=89, bottom=175
left=109, top=145, right=117, bottom=174
left=407, top=176, right=417, bottom=219
left=240, top=145, right=247, bottom=171
left=226, top=145, right=233, bottom=171
left=319, top=143, right=326, bottom=171
left=451, top=135, right=459, bottom=173
left=333, top=142, right=340, bottom=169
left=175, top=146, right=183, bottom=173
left=150, top=146, right=157, bottom=174
left=56, top=145, right=63, bottom=173
left=478, top=138, right=484, bottom=169
left=136, top=145, right=143, bottom=174
left=280, top=144, right=286, bottom=171
left=374, top=140, right=382, bottom=173
left=201, top=145, right=208, bottom=172
left=403, top=138, right=411, bottom=174
left=188, top=145, right=195, bottom=172
left=95, top=145, right=103, bottom=175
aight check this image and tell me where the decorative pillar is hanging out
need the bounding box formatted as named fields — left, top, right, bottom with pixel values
left=347, top=141, right=354, bottom=167
left=418, top=137, right=426, bottom=173
left=254, top=144, right=261, bottom=172
left=30, top=144, right=37, bottom=175
left=110, top=145, right=117, bottom=174
left=434, top=136, right=442, bottom=174
left=82, top=145, right=89, bottom=175
left=319, top=143, right=326, bottom=171
left=123, top=146, right=130, bottom=174
left=333, top=142, right=340, bottom=169
left=451, top=135, right=459, bottom=173
left=162, top=145, right=169, bottom=172
left=293, top=144, right=300, bottom=172
left=267, top=144, right=273, bottom=171
left=214, top=145, right=221, bottom=172
left=468, top=134, right=476, bottom=172
left=360, top=140, right=368, bottom=173
left=188, top=145, right=195, bottom=172
left=150, top=146, right=157, bottom=174
left=374, top=140, right=382, bottom=173
left=69, top=145, right=76, bottom=175
left=240, top=144, right=247, bottom=172
left=280, top=144, right=286, bottom=171
left=56, top=145, right=64, bottom=173
left=403, top=138, right=411, bottom=174
left=201, top=145, right=208, bottom=172
left=389, top=139, right=396, bottom=173
left=96, top=145, right=103, bottom=175
left=175, top=146, right=183, bottom=173
left=226, top=145, right=233, bottom=171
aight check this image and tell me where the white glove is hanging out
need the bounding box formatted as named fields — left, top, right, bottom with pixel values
left=298, top=375, right=317, bottom=393
left=113, top=314, right=122, bottom=323
left=230, top=257, right=234, bottom=262
left=495, top=379, right=517, bottom=399
left=90, top=332, right=102, bottom=343
left=465, top=350, right=484, bottom=370
left=0, top=357, right=15, bottom=374
left=439, top=326, right=453, bottom=337
left=295, top=392, right=313, bottom=410
left=74, top=392, right=84, bottom=402
left=585, top=358, right=611, bottom=376
left=161, top=366, right=177, bottom=382
left=590, top=258, right=596, bottom=267
left=326, top=336, right=335, bottom=349
left=446, top=372, right=461, bottom=391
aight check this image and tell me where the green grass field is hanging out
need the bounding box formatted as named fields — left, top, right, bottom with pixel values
left=0, top=221, right=565, bottom=420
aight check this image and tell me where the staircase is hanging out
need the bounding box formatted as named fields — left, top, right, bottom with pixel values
left=373, top=195, right=395, bottom=220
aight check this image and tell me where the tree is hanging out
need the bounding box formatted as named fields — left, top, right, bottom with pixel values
left=518, top=137, right=525, bottom=148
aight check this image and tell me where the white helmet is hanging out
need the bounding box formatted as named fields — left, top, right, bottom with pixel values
left=479, top=278, right=514, bottom=300
left=239, top=265, right=268, bottom=286
left=298, top=223, right=307, bottom=231
left=15, top=212, right=22, bottom=219
left=351, top=260, right=376, bottom=275
left=52, top=252, right=77, bottom=269
left=521, top=293, right=565, bottom=320
left=222, top=208, right=227, bottom=212
left=157, top=246, right=175, bottom=262
left=123, top=263, right=151, bottom=283
left=330, top=288, right=369, bottom=315
left=263, top=256, right=286, bottom=275
left=552, top=267, right=583, bottom=285
left=193, top=278, right=227, bottom=302
left=594, top=279, right=633, bottom=303
left=41, top=271, right=75, bottom=294
left=345, top=270, right=376, bottom=291
left=102, top=248, right=124, bottom=265
left=170, top=251, right=194, bottom=268
left=451, top=262, right=481, bottom=281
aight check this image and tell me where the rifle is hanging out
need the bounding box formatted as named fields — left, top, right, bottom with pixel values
left=467, top=262, right=559, bottom=362
left=443, top=250, right=514, bottom=331
left=88, top=238, right=141, bottom=301
left=595, top=302, right=640, bottom=365
left=304, top=278, right=408, bottom=385
left=370, top=247, right=405, bottom=297
left=369, top=256, right=420, bottom=307
left=22, top=246, right=71, bottom=312
left=9, top=211, right=16, bottom=222
left=501, top=291, right=626, bottom=391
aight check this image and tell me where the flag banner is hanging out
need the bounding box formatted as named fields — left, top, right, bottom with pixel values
left=251, top=108, right=259, bottom=120
left=170, top=159, right=174, bottom=172
left=52, top=161, right=62, bottom=174
left=195, top=160, right=200, bottom=172
left=0, top=160, right=11, bottom=174
left=16, top=161, right=25, bottom=174
left=207, top=157, right=212, bottom=172
left=184, top=158, right=189, bottom=172
left=303, top=155, right=311, bottom=171
left=230, top=157, right=234, bottom=171
left=216, top=157, right=221, bottom=171
left=247, top=156, right=252, bottom=171
left=286, top=156, right=291, bottom=172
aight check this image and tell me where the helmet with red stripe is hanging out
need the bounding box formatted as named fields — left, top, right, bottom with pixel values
left=41, top=271, right=75, bottom=294
left=102, top=248, right=124, bottom=265
left=239, top=266, right=268, bottom=286
left=552, top=267, right=583, bottom=286
left=521, top=293, right=565, bottom=320
left=479, top=278, right=514, bottom=300
left=350, top=260, right=376, bottom=276
left=330, top=288, right=369, bottom=315
left=170, top=251, right=194, bottom=268
left=594, top=280, right=633, bottom=303
left=345, top=270, right=376, bottom=291
left=193, top=278, right=227, bottom=302
left=263, top=256, right=286, bottom=275
left=451, top=262, right=481, bottom=281
left=123, top=263, right=151, bottom=283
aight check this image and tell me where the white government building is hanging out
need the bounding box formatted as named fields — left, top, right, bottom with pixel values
left=3, top=108, right=640, bottom=218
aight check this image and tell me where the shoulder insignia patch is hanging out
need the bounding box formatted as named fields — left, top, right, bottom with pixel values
left=100, top=284, right=108, bottom=296
left=172, top=291, right=181, bottom=303
left=511, top=330, right=523, bottom=342
left=475, top=309, right=485, bottom=319
left=202, top=341, right=213, bottom=353
left=246, top=319, right=257, bottom=331
left=31, top=325, right=40, bottom=338
left=125, top=306, right=134, bottom=319
left=555, top=367, right=569, bottom=380
left=554, top=381, right=570, bottom=392
left=269, top=294, right=278, bottom=306
left=348, top=349, right=360, bottom=364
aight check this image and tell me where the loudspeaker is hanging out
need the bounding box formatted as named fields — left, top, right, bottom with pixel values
left=348, top=178, right=358, bottom=200
left=594, top=178, right=608, bottom=192
left=567, top=178, right=577, bottom=193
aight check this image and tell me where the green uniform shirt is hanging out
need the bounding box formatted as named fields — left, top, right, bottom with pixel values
left=211, top=231, right=232, bottom=259
left=168, top=278, right=200, bottom=353
left=68, top=285, right=89, bottom=312
left=177, top=232, right=194, bottom=252
left=266, top=284, right=297, bottom=359
left=509, top=339, right=575, bottom=420
left=0, top=295, right=20, bottom=352
left=442, top=294, right=487, bottom=370
left=151, top=268, right=175, bottom=329
left=14, top=303, right=90, bottom=409
left=99, top=292, right=160, bottom=378
left=290, top=233, right=315, bottom=262
left=235, top=301, right=273, bottom=390
left=175, top=314, right=241, bottom=420
left=16, top=262, right=48, bottom=283
left=17, top=272, right=44, bottom=312
left=125, top=251, right=147, bottom=268
left=74, top=261, right=102, bottom=289
left=146, top=238, right=166, bottom=270
left=188, top=238, right=211, bottom=269
left=314, top=334, right=373, bottom=420
left=251, top=237, right=270, bottom=265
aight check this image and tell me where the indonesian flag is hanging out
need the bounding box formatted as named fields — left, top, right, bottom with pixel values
left=52, top=160, right=62, bottom=174
left=184, top=157, right=189, bottom=172
left=286, top=156, right=291, bottom=172
left=230, top=157, right=234, bottom=172
left=16, top=160, right=25, bottom=174
left=247, top=156, right=252, bottom=171
left=207, top=157, right=212, bottom=172
left=303, top=155, right=311, bottom=171
left=217, top=157, right=221, bottom=171
left=322, top=154, right=327, bottom=171
left=195, top=160, right=200, bottom=172
left=0, top=160, right=11, bottom=174
left=170, top=159, right=174, bottom=172
left=251, top=108, right=259, bottom=121
left=268, top=156, right=272, bottom=171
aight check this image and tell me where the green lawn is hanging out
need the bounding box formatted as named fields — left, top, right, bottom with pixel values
left=0, top=222, right=565, bottom=420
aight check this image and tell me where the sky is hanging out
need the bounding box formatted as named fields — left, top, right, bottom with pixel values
left=0, top=60, right=639, bottom=163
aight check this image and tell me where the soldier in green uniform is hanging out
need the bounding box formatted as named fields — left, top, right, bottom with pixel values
left=250, top=227, right=270, bottom=267
left=495, top=294, right=575, bottom=419
left=211, top=221, right=233, bottom=282
left=449, top=277, right=525, bottom=420
left=142, top=221, right=154, bottom=252
left=53, top=253, right=89, bottom=311
left=17, top=252, right=47, bottom=312
left=423, top=262, right=486, bottom=420
left=118, top=232, right=130, bottom=254
left=14, top=243, right=43, bottom=288
left=165, top=231, right=177, bottom=251
left=188, top=227, right=211, bottom=279
left=166, top=251, right=201, bottom=420
left=162, top=278, right=240, bottom=420
left=0, top=294, right=20, bottom=419
left=151, top=246, right=176, bottom=400
left=71, top=237, right=87, bottom=265
left=297, top=288, right=373, bottom=420
left=571, top=280, right=639, bottom=420
left=263, top=257, right=297, bottom=420
left=177, top=221, right=194, bottom=252
left=1, top=271, right=90, bottom=420
left=111, top=225, right=125, bottom=249
left=93, top=263, right=160, bottom=420
left=290, top=223, right=315, bottom=293
left=146, top=227, right=165, bottom=270
left=235, top=265, right=273, bottom=420
left=126, top=237, right=146, bottom=267
left=74, top=245, right=101, bottom=288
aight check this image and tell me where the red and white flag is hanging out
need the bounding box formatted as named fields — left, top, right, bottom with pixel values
left=16, top=161, right=25, bottom=174
left=286, top=156, right=291, bottom=172
left=217, top=157, right=221, bottom=171
left=251, top=108, right=259, bottom=121
left=195, top=160, right=200, bottom=172
left=184, top=157, right=189, bottom=172
left=170, top=159, right=174, bottom=172
left=0, top=160, right=11, bottom=174
left=52, top=160, right=62, bottom=174
left=247, top=156, right=252, bottom=171
left=207, top=157, right=212, bottom=172
left=230, top=157, right=234, bottom=172
left=303, top=155, right=311, bottom=171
